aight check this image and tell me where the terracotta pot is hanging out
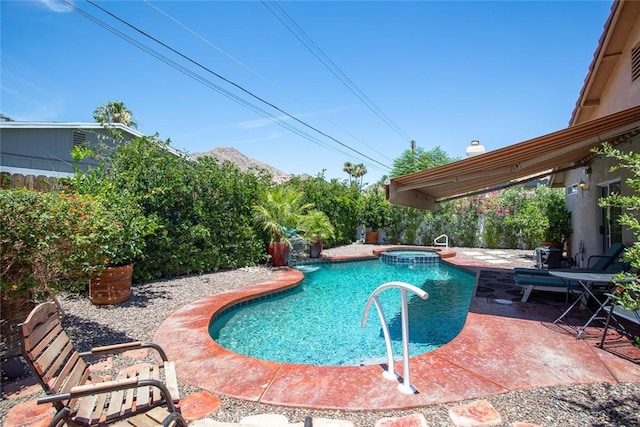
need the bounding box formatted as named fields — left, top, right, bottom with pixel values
left=365, top=231, right=379, bottom=244
left=89, top=264, right=133, bottom=305
left=269, top=242, right=290, bottom=266
left=310, top=239, right=323, bottom=258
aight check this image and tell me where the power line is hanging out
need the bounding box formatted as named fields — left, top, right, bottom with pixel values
left=262, top=0, right=412, bottom=143
left=57, top=0, right=372, bottom=166
left=60, top=0, right=392, bottom=171
left=143, top=0, right=272, bottom=85
left=144, top=0, right=393, bottom=168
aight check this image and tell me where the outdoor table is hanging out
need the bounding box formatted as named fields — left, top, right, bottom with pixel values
left=550, top=271, right=617, bottom=339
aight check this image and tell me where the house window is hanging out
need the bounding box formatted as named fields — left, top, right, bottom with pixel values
left=599, top=181, right=623, bottom=251
left=632, top=45, right=640, bottom=82
left=73, top=131, right=86, bottom=146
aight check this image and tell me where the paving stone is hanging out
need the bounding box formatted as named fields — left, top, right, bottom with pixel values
left=375, top=413, right=428, bottom=426
left=179, top=391, right=222, bottom=420
left=3, top=398, right=55, bottom=427
left=122, top=348, right=150, bottom=359
left=448, top=399, right=502, bottom=427
left=239, top=413, right=290, bottom=426
left=296, top=418, right=354, bottom=426
left=87, top=356, right=112, bottom=372
left=189, top=419, right=248, bottom=427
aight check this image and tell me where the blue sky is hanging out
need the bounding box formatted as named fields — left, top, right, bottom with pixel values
left=1, top=1, right=613, bottom=183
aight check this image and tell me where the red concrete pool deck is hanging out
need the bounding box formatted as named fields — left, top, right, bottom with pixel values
left=153, top=247, right=640, bottom=411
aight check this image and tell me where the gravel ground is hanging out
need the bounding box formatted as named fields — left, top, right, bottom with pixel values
left=2, top=245, right=639, bottom=426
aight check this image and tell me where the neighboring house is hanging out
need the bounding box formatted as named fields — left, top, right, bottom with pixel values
left=0, top=120, right=144, bottom=180
left=386, top=0, right=640, bottom=263
left=0, top=119, right=185, bottom=190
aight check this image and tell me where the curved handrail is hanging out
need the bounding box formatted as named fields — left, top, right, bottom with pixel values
left=361, top=281, right=428, bottom=394
left=433, top=234, right=448, bottom=248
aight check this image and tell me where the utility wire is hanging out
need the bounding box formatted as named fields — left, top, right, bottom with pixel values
left=262, top=0, right=412, bottom=143
left=57, top=0, right=370, bottom=165
left=73, top=0, right=392, bottom=170
left=144, top=0, right=393, bottom=167
left=143, top=0, right=272, bottom=85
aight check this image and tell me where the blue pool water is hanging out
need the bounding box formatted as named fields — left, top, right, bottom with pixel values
left=209, top=259, right=475, bottom=366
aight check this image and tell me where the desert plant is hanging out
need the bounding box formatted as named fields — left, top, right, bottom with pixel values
left=252, top=186, right=313, bottom=245
left=299, top=210, right=335, bottom=244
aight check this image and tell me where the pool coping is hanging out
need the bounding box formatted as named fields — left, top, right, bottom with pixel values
left=153, top=246, right=640, bottom=411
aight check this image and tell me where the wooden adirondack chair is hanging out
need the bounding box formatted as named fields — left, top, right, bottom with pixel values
left=20, top=302, right=185, bottom=426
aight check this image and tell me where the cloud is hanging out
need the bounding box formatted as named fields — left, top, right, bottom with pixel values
left=39, top=0, right=73, bottom=13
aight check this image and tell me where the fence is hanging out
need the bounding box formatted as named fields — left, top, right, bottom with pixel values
left=1, top=172, right=60, bottom=192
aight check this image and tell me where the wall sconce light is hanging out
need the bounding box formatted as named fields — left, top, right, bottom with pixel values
left=578, top=179, right=589, bottom=193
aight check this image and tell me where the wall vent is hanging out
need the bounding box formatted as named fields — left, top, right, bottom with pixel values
left=72, top=131, right=86, bottom=146
left=632, top=45, right=640, bottom=82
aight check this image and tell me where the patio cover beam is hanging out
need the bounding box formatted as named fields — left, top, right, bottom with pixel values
left=387, top=105, right=640, bottom=210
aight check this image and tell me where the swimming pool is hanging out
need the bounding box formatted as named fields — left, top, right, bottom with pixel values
left=209, top=259, right=475, bottom=366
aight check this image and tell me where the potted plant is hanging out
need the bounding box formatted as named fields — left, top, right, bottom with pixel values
left=0, top=188, right=122, bottom=368
left=88, top=190, right=158, bottom=304
left=252, top=186, right=312, bottom=266
left=360, top=187, right=390, bottom=244
left=299, top=210, right=335, bottom=258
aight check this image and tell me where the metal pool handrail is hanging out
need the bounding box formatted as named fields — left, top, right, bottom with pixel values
left=361, top=281, right=429, bottom=394
left=433, top=234, right=448, bottom=248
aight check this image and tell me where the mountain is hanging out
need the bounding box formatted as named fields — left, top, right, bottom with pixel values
left=189, top=147, right=291, bottom=181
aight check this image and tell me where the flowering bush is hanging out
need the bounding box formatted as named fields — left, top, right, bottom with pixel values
left=1, top=189, right=116, bottom=299
left=0, top=185, right=158, bottom=300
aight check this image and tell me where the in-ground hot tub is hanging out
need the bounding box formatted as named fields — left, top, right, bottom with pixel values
left=379, top=250, right=440, bottom=265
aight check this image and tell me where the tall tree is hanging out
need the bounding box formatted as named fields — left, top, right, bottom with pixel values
left=93, top=101, right=137, bottom=128
left=390, top=145, right=457, bottom=177
left=352, top=163, right=367, bottom=189
left=343, top=161, right=354, bottom=185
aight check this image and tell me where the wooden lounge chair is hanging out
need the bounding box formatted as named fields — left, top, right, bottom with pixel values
left=20, top=302, right=185, bottom=427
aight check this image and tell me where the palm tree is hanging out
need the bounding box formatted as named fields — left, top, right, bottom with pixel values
left=343, top=162, right=354, bottom=185
left=93, top=101, right=137, bottom=128
left=252, top=186, right=313, bottom=266
left=352, top=163, right=367, bottom=189
left=299, top=209, right=335, bottom=258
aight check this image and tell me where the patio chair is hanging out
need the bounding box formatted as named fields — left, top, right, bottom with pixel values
left=513, top=243, right=628, bottom=302
left=20, top=302, right=185, bottom=427
left=514, top=243, right=627, bottom=277
left=514, top=274, right=584, bottom=303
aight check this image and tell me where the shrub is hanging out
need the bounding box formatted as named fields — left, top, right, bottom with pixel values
left=0, top=189, right=120, bottom=299
left=102, top=137, right=267, bottom=279
left=596, top=143, right=640, bottom=312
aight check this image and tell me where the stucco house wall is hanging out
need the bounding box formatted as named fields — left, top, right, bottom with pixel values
left=565, top=2, right=640, bottom=263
